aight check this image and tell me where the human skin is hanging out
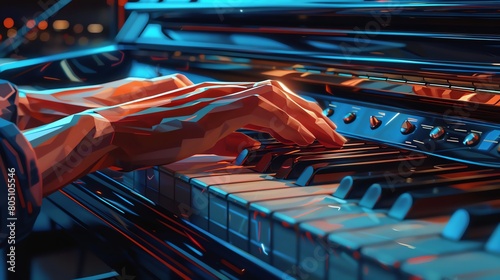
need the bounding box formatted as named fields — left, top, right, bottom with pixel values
left=17, top=74, right=346, bottom=196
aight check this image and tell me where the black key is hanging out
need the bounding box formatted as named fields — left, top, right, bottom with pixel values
left=333, top=163, right=472, bottom=199
left=359, top=170, right=500, bottom=209
left=486, top=223, right=500, bottom=254
left=389, top=180, right=500, bottom=220
left=295, top=152, right=432, bottom=186
left=275, top=149, right=404, bottom=179
left=442, top=200, right=500, bottom=241
left=235, top=143, right=297, bottom=166
left=254, top=144, right=380, bottom=173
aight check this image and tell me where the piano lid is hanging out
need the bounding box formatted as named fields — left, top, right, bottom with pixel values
left=118, top=0, right=500, bottom=100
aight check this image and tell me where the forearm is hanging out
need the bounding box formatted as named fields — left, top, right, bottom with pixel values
left=18, top=90, right=93, bottom=130
left=17, top=75, right=193, bottom=130
left=23, top=112, right=116, bottom=196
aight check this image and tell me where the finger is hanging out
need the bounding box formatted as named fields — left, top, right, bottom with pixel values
left=217, top=94, right=316, bottom=146
left=116, top=81, right=257, bottom=110
left=247, top=83, right=345, bottom=147
left=205, top=132, right=260, bottom=156
left=158, top=93, right=316, bottom=147
left=254, top=80, right=337, bottom=129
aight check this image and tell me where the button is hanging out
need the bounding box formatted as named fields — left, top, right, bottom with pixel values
left=369, top=116, right=382, bottom=129
left=463, top=133, right=480, bottom=146
left=324, top=108, right=334, bottom=117
left=429, top=126, right=445, bottom=139
left=400, top=120, right=416, bottom=135
left=343, top=112, right=356, bottom=124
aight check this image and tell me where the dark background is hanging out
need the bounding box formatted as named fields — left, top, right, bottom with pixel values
left=0, top=0, right=126, bottom=58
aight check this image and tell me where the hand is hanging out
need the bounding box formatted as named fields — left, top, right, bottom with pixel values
left=24, top=75, right=345, bottom=195
left=96, top=78, right=346, bottom=170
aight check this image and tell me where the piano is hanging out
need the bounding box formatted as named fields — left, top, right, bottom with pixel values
left=1, top=0, right=500, bottom=279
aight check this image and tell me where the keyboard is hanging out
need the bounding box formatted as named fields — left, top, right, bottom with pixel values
left=3, top=1, right=500, bottom=278
left=97, top=132, right=500, bottom=280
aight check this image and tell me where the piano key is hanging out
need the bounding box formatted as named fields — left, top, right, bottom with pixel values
left=275, top=149, right=405, bottom=179
left=254, top=143, right=380, bottom=173
left=227, top=184, right=339, bottom=252
left=248, top=195, right=335, bottom=263
left=442, top=200, right=500, bottom=241
left=190, top=173, right=270, bottom=230
left=159, top=155, right=237, bottom=200
left=359, top=171, right=500, bottom=209
left=272, top=199, right=366, bottom=272
left=361, top=201, right=500, bottom=280
left=295, top=152, right=429, bottom=186
left=401, top=245, right=500, bottom=279
left=388, top=181, right=500, bottom=220
left=361, top=235, right=483, bottom=280
left=209, top=180, right=298, bottom=240
left=298, top=212, right=399, bottom=279
left=333, top=163, right=472, bottom=199
left=235, top=139, right=366, bottom=166
left=327, top=218, right=448, bottom=280
left=235, top=143, right=299, bottom=166
left=486, top=223, right=500, bottom=254
left=174, top=166, right=257, bottom=208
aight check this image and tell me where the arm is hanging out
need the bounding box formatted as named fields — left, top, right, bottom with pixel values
left=17, top=74, right=194, bottom=130
left=24, top=79, right=345, bottom=197
left=23, top=112, right=115, bottom=196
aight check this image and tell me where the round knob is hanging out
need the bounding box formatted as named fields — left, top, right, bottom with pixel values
left=400, top=120, right=416, bottom=135
left=463, top=133, right=480, bottom=146
left=429, top=126, right=445, bottom=139
left=369, top=116, right=382, bottom=129
left=324, top=108, right=334, bottom=117
left=343, top=112, right=356, bottom=124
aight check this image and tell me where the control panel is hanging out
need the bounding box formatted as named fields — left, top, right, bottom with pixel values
left=319, top=96, right=500, bottom=168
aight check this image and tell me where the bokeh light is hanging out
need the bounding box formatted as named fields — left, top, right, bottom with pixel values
left=38, top=21, right=48, bottom=30
left=87, top=24, right=103, bottom=33
left=3, top=18, right=14, bottom=29
left=7, top=29, right=17, bottom=38
left=53, top=20, right=69, bottom=30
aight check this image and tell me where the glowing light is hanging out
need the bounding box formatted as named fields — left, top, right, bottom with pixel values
left=7, top=29, right=17, bottom=38
left=38, top=21, right=48, bottom=30
left=26, top=19, right=36, bottom=29
left=40, top=32, right=50, bottom=42
left=53, top=20, right=69, bottom=30
left=60, top=59, right=82, bottom=82
left=87, top=23, right=103, bottom=33
left=0, top=34, right=2, bottom=41
left=397, top=242, right=416, bottom=249
left=261, top=243, right=268, bottom=255
left=3, top=18, right=14, bottom=29
left=73, top=23, right=83, bottom=33
left=328, top=205, right=341, bottom=210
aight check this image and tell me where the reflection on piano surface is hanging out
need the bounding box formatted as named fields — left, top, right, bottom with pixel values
left=1, top=0, right=500, bottom=279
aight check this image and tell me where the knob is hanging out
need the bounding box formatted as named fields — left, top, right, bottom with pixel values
left=324, top=108, right=334, bottom=117
left=429, top=126, right=445, bottom=139
left=463, top=133, right=480, bottom=146
left=369, top=116, right=382, bottom=129
left=400, top=120, right=416, bottom=135
left=343, top=112, right=356, bottom=124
